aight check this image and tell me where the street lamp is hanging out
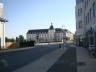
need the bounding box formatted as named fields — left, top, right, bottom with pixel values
left=0, top=17, right=8, bottom=49
left=36, top=34, right=39, bottom=45
left=62, top=25, right=65, bottom=43
left=0, top=17, right=8, bottom=22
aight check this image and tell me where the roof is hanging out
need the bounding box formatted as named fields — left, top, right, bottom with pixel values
left=55, top=28, right=63, bottom=32
left=49, top=25, right=54, bottom=30
left=27, top=28, right=70, bottom=34
left=55, top=28, right=68, bottom=33
left=27, top=29, right=48, bottom=34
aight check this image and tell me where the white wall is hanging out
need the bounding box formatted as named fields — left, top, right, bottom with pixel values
left=48, top=29, right=55, bottom=42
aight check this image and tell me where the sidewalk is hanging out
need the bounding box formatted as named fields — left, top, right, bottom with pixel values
left=14, top=47, right=67, bottom=72
left=76, top=47, right=96, bottom=72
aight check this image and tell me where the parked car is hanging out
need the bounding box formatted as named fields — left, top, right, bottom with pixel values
left=88, top=45, right=96, bottom=58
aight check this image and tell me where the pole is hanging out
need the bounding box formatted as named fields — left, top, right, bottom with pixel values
left=1, top=22, right=5, bottom=49
left=0, top=17, right=8, bottom=49
left=3, top=22, right=5, bottom=48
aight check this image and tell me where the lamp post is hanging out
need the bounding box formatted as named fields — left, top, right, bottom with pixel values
left=62, top=25, right=65, bottom=43
left=0, top=17, right=8, bottom=49
left=36, top=34, right=39, bottom=45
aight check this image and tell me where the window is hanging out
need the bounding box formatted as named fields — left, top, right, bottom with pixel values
left=78, top=21, right=82, bottom=28
left=85, top=0, right=89, bottom=9
left=87, top=12, right=90, bottom=23
left=85, top=11, right=92, bottom=25
left=92, top=2, right=96, bottom=17
left=85, top=16, right=87, bottom=24
left=86, top=0, right=88, bottom=6
left=85, top=1, right=87, bottom=9
left=89, top=8, right=92, bottom=20
left=76, top=0, right=84, bottom=4
left=76, top=22, right=78, bottom=29
left=78, top=8, right=82, bottom=16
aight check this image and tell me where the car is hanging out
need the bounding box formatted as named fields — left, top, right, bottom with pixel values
left=88, top=45, right=96, bottom=58
left=89, top=45, right=96, bottom=51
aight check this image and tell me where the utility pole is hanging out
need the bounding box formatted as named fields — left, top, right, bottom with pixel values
left=0, top=3, right=8, bottom=49
left=62, top=25, right=65, bottom=43
left=62, top=25, right=66, bottom=49
left=0, top=17, right=8, bottom=49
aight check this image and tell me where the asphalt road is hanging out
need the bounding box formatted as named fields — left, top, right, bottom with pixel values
left=0, top=44, right=60, bottom=72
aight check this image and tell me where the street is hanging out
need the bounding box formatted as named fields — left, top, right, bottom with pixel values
left=0, top=43, right=79, bottom=72
left=0, top=44, right=60, bottom=72
left=1, top=43, right=96, bottom=72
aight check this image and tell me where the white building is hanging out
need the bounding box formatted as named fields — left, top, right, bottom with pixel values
left=75, top=0, right=96, bottom=46
left=27, top=24, right=73, bottom=43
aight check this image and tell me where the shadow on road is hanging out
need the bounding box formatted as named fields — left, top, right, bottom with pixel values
left=47, top=47, right=77, bottom=72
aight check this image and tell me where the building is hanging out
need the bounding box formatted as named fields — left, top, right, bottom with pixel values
left=75, top=0, right=96, bottom=47
left=27, top=24, right=73, bottom=43
left=66, top=30, right=74, bottom=41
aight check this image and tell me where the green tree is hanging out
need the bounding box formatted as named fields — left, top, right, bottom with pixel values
left=16, top=37, right=19, bottom=43
left=5, top=37, right=9, bottom=42
left=18, top=35, right=25, bottom=43
left=5, top=37, right=15, bottom=42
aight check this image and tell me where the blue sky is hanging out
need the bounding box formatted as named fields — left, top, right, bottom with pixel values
left=1, top=0, right=76, bottom=38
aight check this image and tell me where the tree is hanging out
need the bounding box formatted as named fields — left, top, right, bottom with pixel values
left=16, top=37, right=19, bottom=43
left=10, top=38, right=15, bottom=42
left=5, top=37, right=9, bottom=42
left=18, top=35, right=24, bottom=43
left=5, top=37, right=15, bottom=42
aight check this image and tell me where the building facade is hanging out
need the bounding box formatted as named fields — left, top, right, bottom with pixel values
left=75, top=0, right=96, bottom=47
left=27, top=24, right=73, bottom=43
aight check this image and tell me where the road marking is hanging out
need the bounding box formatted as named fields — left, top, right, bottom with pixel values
left=0, top=46, right=35, bottom=53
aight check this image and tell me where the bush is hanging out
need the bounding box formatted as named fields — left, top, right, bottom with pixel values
left=19, top=41, right=35, bottom=47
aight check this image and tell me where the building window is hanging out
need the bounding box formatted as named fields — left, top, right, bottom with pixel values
left=78, top=21, right=82, bottom=28
left=89, top=8, right=92, bottom=20
left=85, top=16, right=87, bottom=24
left=85, top=13, right=90, bottom=25
left=76, top=24, right=77, bottom=29
left=85, top=0, right=89, bottom=9
left=92, top=2, right=96, bottom=17
left=85, top=1, right=87, bottom=9
left=87, top=12, right=90, bottom=23
left=76, top=0, right=84, bottom=4
left=86, top=0, right=88, bottom=6
left=78, top=8, right=82, bottom=16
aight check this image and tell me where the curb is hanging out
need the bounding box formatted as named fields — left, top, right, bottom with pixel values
left=0, top=46, right=36, bottom=53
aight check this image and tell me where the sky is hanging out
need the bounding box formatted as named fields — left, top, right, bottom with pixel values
left=0, top=0, right=76, bottom=38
